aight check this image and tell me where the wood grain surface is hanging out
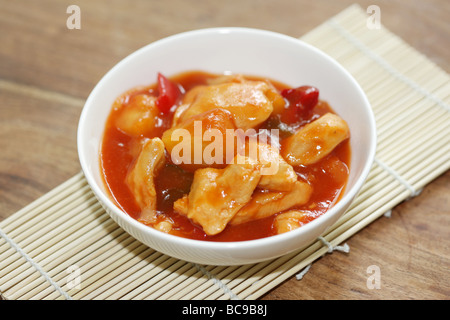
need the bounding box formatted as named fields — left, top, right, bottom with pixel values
left=0, top=0, right=449, bottom=300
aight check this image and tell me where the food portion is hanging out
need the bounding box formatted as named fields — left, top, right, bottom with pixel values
left=181, top=155, right=262, bottom=236
left=100, top=71, right=351, bottom=241
left=126, top=137, right=165, bottom=223
left=281, top=113, right=350, bottom=166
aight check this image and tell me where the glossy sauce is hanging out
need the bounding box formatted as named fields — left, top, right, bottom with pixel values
left=100, top=71, right=351, bottom=242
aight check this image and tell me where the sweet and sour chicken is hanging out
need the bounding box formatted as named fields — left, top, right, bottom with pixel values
left=101, top=71, right=351, bottom=241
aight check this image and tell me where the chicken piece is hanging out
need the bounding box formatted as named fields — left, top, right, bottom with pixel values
left=154, top=220, right=173, bottom=233
left=273, top=210, right=309, bottom=234
left=244, top=140, right=297, bottom=191
left=162, top=108, right=236, bottom=171
left=126, top=138, right=165, bottom=223
left=173, top=194, right=188, bottom=216
left=114, top=93, right=160, bottom=137
left=206, top=74, right=285, bottom=114
left=171, top=103, right=190, bottom=127
left=206, top=74, right=247, bottom=85
left=177, top=81, right=278, bottom=130
left=181, top=156, right=261, bottom=236
left=281, top=113, right=350, bottom=166
left=229, top=180, right=312, bottom=225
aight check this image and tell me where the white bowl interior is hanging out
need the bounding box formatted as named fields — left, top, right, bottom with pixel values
left=78, top=27, right=376, bottom=265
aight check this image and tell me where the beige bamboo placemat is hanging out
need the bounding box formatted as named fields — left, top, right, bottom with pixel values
left=1, top=4, right=449, bottom=300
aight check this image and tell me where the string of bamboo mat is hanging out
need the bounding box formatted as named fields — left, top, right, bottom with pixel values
left=1, top=4, right=449, bottom=300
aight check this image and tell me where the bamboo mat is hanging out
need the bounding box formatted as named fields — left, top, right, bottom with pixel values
left=1, top=5, right=449, bottom=300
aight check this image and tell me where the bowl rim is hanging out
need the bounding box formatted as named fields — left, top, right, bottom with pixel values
left=78, top=26, right=377, bottom=254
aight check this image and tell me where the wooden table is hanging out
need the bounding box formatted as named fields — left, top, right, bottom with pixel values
left=1, top=0, right=448, bottom=300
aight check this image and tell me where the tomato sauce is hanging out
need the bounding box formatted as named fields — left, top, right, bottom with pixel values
left=100, top=71, right=351, bottom=242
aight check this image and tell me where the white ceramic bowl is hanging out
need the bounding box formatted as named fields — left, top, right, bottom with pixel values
left=78, top=27, right=376, bottom=266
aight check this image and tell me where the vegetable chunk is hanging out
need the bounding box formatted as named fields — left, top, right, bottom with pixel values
left=114, top=94, right=159, bottom=137
left=162, top=108, right=236, bottom=171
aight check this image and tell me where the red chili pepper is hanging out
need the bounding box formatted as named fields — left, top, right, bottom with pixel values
left=280, top=86, right=319, bottom=124
left=155, top=72, right=181, bottom=113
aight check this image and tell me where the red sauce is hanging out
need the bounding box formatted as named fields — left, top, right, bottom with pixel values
left=100, top=71, right=351, bottom=242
